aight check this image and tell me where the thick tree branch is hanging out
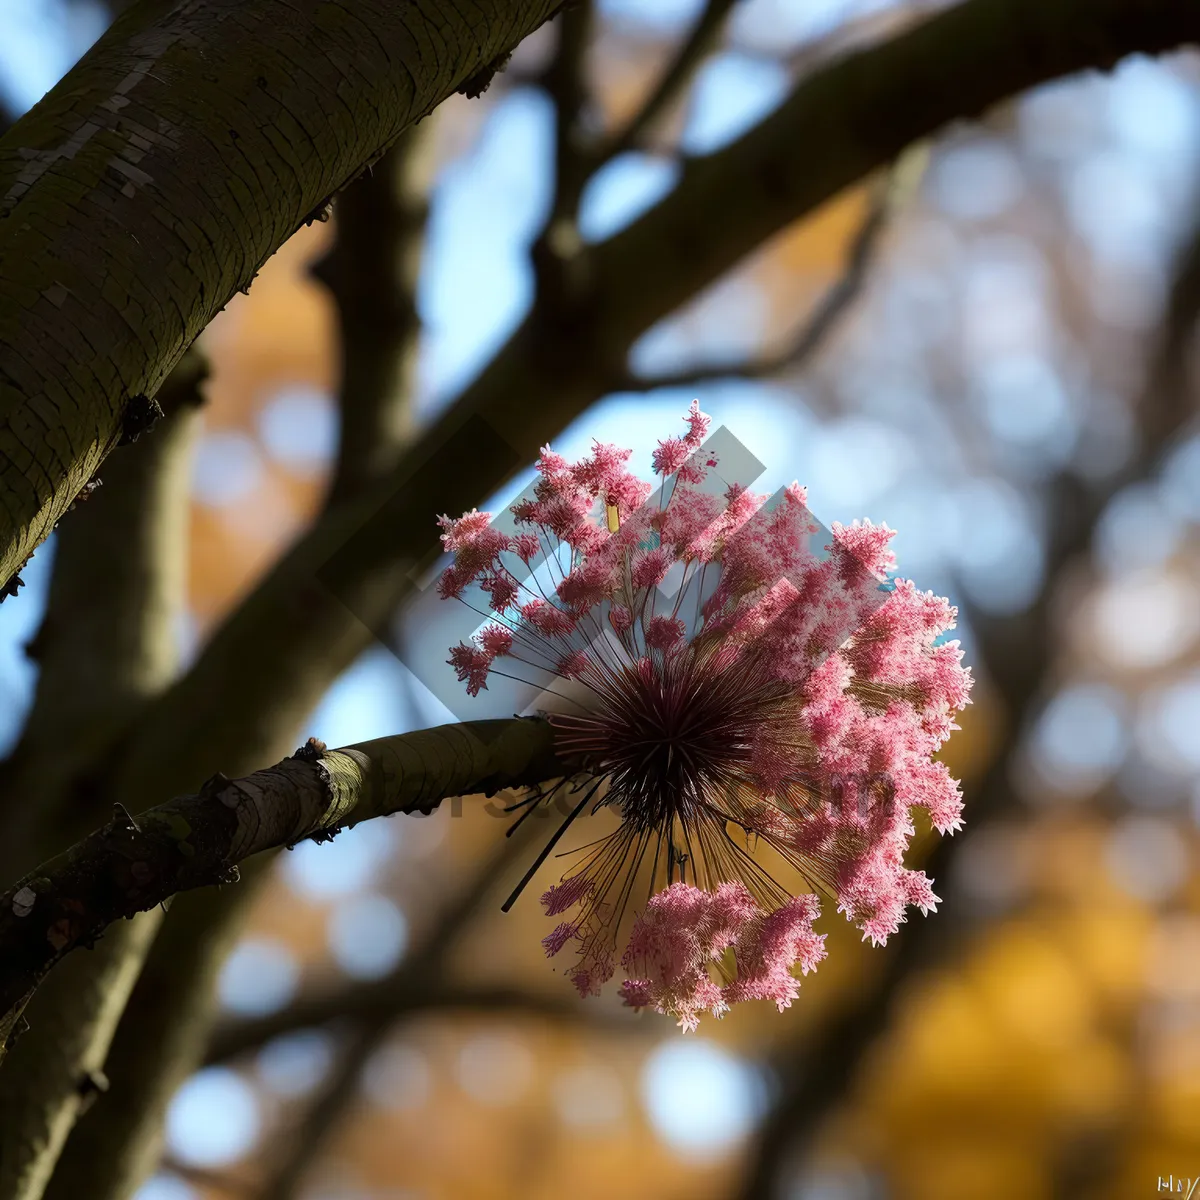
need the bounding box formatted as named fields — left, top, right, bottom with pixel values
left=0, top=719, right=565, bottom=1062
left=43, top=127, right=436, bottom=1200
left=0, top=0, right=566, bottom=589
left=0, top=917, right=161, bottom=1200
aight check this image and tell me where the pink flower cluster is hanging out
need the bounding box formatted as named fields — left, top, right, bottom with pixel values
left=618, top=883, right=826, bottom=1032
left=436, top=401, right=972, bottom=1029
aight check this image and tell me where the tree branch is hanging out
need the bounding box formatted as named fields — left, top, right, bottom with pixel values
left=0, top=0, right=567, bottom=590
left=0, top=352, right=205, bottom=1200
left=0, top=719, right=565, bottom=1062
left=616, top=172, right=894, bottom=390
left=316, top=127, right=435, bottom=506
left=599, top=0, right=740, bottom=163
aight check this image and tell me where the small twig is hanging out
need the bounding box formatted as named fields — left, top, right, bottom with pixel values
left=616, top=175, right=894, bottom=391
left=599, top=0, right=741, bottom=164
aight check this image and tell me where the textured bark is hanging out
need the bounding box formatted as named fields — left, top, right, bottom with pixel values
left=0, top=0, right=564, bottom=590
left=0, top=357, right=204, bottom=882
left=0, top=718, right=563, bottom=1058
left=0, top=357, right=202, bottom=1200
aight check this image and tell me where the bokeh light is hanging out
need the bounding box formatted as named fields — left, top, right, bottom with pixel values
left=164, top=1067, right=261, bottom=1168
left=327, top=894, right=409, bottom=980
left=640, top=1039, right=767, bottom=1158
left=217, top=937, right=301, bottom=1017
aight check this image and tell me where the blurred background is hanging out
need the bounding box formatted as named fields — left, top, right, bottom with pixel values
left=2, top=1, right=1200, bottom=1198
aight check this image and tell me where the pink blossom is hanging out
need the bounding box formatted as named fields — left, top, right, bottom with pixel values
left=542, top=874, right=595, bottom=916
left=436, top=401, right=972, bottom=1028
left=618, top=883, right=826, bottom=1030
left=644, top=615, right=686, bottom=650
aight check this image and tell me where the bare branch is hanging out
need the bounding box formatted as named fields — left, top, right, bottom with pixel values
left=615, top=174, right=894, bottom=391
left=0, top=719, right=565, bottom=1060
left=600, top=0, right=740, bottom=163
